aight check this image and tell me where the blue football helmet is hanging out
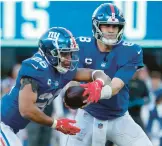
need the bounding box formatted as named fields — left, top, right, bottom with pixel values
left=38, top=27, right=79, bottom=74
left=92, top=3, right=125, bottom=45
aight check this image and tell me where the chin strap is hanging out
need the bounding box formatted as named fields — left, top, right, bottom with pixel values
left=55, top=64, right=68, bottom=74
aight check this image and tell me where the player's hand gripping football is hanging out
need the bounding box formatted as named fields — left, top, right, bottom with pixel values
left=80, top=79, right=104, bottom=103
left=53, top=118, right=80, bottom=135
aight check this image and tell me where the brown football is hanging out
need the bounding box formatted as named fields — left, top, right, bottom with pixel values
left=64, top=86, right=88, bottom=109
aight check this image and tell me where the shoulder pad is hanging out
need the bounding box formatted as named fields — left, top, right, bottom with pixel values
left=121, top=41, right=135, bottom=48
left=121, top=41, right=142, bottom=56
left=76, top=36, right=92, bottom=44
left=19, top=59, right=49, bottom=83
left=23, top=56, right=49, bottom=71
left=116, top=41, right=143, bottom=67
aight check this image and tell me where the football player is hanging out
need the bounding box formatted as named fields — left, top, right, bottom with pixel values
left=66, top=3, right=153, bottom=146
left=0, top=27, right=108, bottom=146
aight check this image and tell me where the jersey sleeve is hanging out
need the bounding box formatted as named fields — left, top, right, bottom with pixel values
left=115, top=44, right=144, bottom=84
left=114, top=64, right=137, bottom=84
left=129, top=44, right=144, bottom=69
left=19, top=58, right=47, bottom=89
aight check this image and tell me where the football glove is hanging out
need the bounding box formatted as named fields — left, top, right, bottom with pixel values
left=52, top=118, right=80, bottom=135
left=80, top=79, right=104, bottom=103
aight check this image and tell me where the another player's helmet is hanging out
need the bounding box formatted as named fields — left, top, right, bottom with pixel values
left=92, top=3, right=125, bottom=45
left=38, top=27, right=79, bottom=74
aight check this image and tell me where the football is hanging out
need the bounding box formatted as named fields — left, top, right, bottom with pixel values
left=64, top=86, right=88, bottom=109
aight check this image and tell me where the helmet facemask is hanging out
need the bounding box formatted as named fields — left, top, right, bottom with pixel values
left=51, top=47, right=79, bottom=74
left=93, top=19, right=125, bottom=46
left=39, top=42, right=79, bottom=74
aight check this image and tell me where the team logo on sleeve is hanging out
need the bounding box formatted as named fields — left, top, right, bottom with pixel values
left=137, top=49, right=142, bottom=54
left=31, top=63, right=38, bottom=70
left=85, top=58, right=92, bottom=65
left=47, top=79, right=51, bottom=86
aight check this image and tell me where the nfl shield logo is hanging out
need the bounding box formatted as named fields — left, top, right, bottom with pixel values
left=98, top=123, right=103, bottom=129
left=101, top=62, right=106, bottom=68
left=83, top=112, right=88, bottom=117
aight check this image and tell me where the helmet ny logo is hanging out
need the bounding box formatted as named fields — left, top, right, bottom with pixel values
left=48, top=32, right=60, bottom=41
left=48, top=31, right=60, bottom=48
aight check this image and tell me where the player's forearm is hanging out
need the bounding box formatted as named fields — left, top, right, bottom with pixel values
left=100, top=77, right=124, bottom=99
left=21, top=105, right=53, bottom=127
left=111, top=78, right=124, bottom=96
left=74, top=69, right=109, bottom=83
left=74, top=68, right=94, bottom=82
left=92, top=70, right=110, bottom=85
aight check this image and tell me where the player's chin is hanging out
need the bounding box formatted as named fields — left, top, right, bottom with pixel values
left=62, top=64, right=70, bottom=69
left=103, top=34, right=116, bottom=39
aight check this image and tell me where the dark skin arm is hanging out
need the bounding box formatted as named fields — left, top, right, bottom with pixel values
left=19, top=78, right=53, bottom=127
left=19, top=69, right=107, bottom=127
left=73, top=68, right=108, bottom=83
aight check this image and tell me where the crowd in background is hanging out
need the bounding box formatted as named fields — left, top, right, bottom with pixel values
left=1, top=63, right=162, bottom=146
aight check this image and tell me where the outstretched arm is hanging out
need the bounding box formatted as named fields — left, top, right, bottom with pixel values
left=19, top=77, right=80, bottom=135
left=100, top=77, right=124, bottom=100
left=19, top=77, right=53, bottom=126
left=74, top=68, right=111, bottom=103
left=73, top=68, right=109, bottom=83
left=73, top=68, right=132, bottom=103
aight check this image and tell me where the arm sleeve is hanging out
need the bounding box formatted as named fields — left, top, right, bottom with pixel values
left=131, top=45, right=144, bottom=69
left=115, top=65, right=136, bottom=84
left=19, top=62, right=45, bottom=88
left=115, top=49, right=144, bottom=84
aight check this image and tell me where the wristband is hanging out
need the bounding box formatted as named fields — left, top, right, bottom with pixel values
left=51, top=119, right=57, bottom=129
left=100, top=85, right=112, bottom=100
left=96, top=78, right=105, bottom=86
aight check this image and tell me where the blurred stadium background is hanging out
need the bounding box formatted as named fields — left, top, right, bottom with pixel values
left=1, top=1, right=162, bottom=146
